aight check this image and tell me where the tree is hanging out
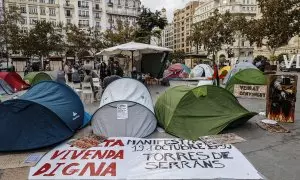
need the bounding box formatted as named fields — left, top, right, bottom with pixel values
left=88, top=29, right=105, bottom=56
left=0, top=6, right=23, bottom=65
left=134, top=7, right=168, bottom=44
left=21, top=21, right=65, bottom=68
left=188, top=23, right=202, bottom=54
left=244, top=0, right=300, bottom=56
left=103, top=20, right=136, bottom=46
left=168, top=51, right=186, bottom=64
left=66, top=25, right=90, bottom=57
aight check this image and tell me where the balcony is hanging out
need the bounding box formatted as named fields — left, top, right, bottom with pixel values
left=93, top=7, right=102, bottom=12
left=78, top=5, right=89, bottom=9
left=107, top=1, right=113, bottom=7
left=79, top=14, right=89, bottom=18
left=64, top=4, right=74, bottom=9
left=106, top=9, right=139, bottom=17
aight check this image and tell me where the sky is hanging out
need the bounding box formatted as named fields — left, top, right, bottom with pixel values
left=140, top=0, right=191, bottom=22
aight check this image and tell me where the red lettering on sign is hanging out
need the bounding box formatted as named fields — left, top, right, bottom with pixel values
left=61, top=151, right=71, bottom=160
left=91, top=150, right=108, bottom=159
left=44, top=163, right=65, bottom=176
left=113, top=150, right=124, bottom=159
left=32, top=163, right=51, bottom=176
left=111, top=140, right=124, bottom=147
left=50, top=150, right=66, bottom=160
left=100, top=162, right=116, bottom=176
left=82, top=150, right=96, bottom=160
left=71, top=150, right=85, bottom=160
left=62, top=163, right=80, bottom=175
left=78, top=162, right=105, bottom=176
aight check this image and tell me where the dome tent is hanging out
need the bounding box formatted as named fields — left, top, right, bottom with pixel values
left=24, top=72, right=52, bottom=85
left=155, top=85, right=257, bottom=140
left=0, top=72, right=29, bottom=91
left=191, top=64, right=214, bottom=78
left=225, top=69, right=267, bottom=93
left=92, top=78, right=157, bottom=138
left=164, top=63, right=191, bottom=79
left=0, top=81, right=85, bottom=151
left=0, top=78, right=14, bottom=95
left=223, top=62, right=258, bottom=84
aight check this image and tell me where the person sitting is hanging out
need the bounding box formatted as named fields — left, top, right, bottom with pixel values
left=72, top=66, right=81, bottom=84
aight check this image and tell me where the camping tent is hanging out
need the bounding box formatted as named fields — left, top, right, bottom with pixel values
left=225, top=69, right=267, bottom=93
left=0, top=78, right=14, bottom=95
left=219, top=66, right=231, bottom=79
left=164, top=63, right=191, bottom=79
left=223, top=62, right=258, bottom=84
left=92, top=78, right=157, bottom=138
left=191, top=64, right=214, bottom=78
left=0, top=81, right=85, bottom=151
left=155, top=85, right=257, bottom=140
left=0, top=72, right=29, bottom=91
left=24, top=72, right=52, bottom=85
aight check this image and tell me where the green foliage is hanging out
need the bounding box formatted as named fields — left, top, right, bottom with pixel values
left=269, top=55, right=278, bottom=62
left=65, top=25, right=90, bottom=55
left=103, top=20, right=136, bottom=46
left=168, top=51, right=186, bottom=64
left=253, top=55, right=268, bottom=63
left=243, top=0, right=300, bottom=55
left=191, top=10, right=236, bottom=60
left=134, top=7, right=168, bottom=44
left=277, top=53, right=289, bottom=63
left=188, top=23, right=202, bottom=54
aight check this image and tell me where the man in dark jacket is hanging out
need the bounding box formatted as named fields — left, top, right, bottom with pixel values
left=111, top=61, right=123, bottom=77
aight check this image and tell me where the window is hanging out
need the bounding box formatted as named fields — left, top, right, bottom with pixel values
left=95, top=13, right=100, bottom=18
left=96, top=22, right=101, bottom=27
left=125, top=0, right=128, bottom=6
left=40, top=0, right=45, bottom=3
left=118, top=0, right=121, bottom=5
left=133, top=1, right=136, bottom=7
left=66, top=10, right=71, bottom=16
left=21, top=6, right=26, bottom=13
left=40, top=7, right=46, bottom=15
left=48, top=0, right=55, bottom=4
left=20, top=17, right=27, bottom=24
left=95, top=4, right=99, bottom=9
left=30, top=18, right=37, bottom=25
left=29, top=7, right=38, bottom=14
left=67, top=19, right=71, bottom=24
left=49, top=8, right=56, bottom=16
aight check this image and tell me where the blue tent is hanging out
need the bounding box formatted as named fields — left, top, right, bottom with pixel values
left=0, top=81, right=85, bottom=151
left=0, top=78, right=14, bottom=95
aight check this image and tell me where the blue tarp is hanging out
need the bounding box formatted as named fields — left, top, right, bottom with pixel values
left=0, top=81, right=86, bottom=151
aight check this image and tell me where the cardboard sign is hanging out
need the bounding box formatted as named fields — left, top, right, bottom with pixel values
left=29, top=138, right=263, bottom=180
left=234, top=84, right=267, bottom=99
left=266, top=75, right=298, bottom=123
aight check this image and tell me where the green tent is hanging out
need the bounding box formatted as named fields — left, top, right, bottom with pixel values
left=155, top=85, right=257, bottom=140
left=225, top=69, right=267, bottom=93
left=24, top=72, right=52, bottom=86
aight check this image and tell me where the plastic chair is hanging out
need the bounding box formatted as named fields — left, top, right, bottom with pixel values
left=81, top=82, right=93, bottom=104
left=92, top=78, right=102, bottom=101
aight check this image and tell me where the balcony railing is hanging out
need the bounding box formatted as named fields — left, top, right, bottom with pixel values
left=64, top=4, right=74, bottom=8
left=106, top=8, right=139, bottom=17
left=93, top=7, right=102, bottom=11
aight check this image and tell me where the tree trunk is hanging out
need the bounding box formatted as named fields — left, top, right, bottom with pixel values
left=196, top=43, right=199, bottom=54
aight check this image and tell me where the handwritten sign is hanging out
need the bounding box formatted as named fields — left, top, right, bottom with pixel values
left=29, top=138, right=262, bottom=179
left=234, top=84, right=267, bottom=99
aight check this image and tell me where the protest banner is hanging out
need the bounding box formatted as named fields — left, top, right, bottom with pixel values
left=266, top=75, right=298, bottom=123
left=234, top=84, right=267, bottom=99
left=29, top=138, right=263, bottom=180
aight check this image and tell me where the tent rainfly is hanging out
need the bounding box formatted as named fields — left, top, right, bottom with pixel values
left=225, top=69, right=267, bottom=93
left=0, top=81, right=86, bottom=151
left=24, top=72, right=52, bottom=85
left=0, top=78, right=14, bottom=95
left=0, top=72, right=29, bottom=91
left=223, top=62, right=258, bottom=85
left=92, top=78, right=157, bottom=138
left=191, top=64, right=214, bottom=78
left=155, top=85, right=257, bottom=140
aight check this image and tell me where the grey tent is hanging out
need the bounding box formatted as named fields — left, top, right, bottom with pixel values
left=0, top=78, right=14, bottom=95
left=92, top=78, right=157, bottom=137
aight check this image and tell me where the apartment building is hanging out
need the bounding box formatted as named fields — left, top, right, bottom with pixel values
left=4, top=0, right=141, bottom=32
left=160, top=23, right=174, bottom=49
left=0, top=0, right=4, bottom=21
left=193, top=0, right=257, bottom=62
left=173, top=1, right=199, bottom=53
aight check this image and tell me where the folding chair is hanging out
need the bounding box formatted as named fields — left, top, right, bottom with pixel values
left=92, top=78, right=102, bottom=101
left=81, top=82, right=93, bottom=104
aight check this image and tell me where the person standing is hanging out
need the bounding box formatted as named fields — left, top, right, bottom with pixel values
left=10, top=62, right=15, bottom=72
left=111, top=61, right=124, bottom=77
left=99, top=61, right=107, bottom=82
left=83, top=60, right=93, bottom=71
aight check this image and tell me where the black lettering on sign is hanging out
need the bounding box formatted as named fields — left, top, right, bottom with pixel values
left=145, top=162, right=158, bottom=169
left=187, top=152, right=197, bottom=161
left=169, top=162, right=181, bottom=169
left=196, top=152, right=210, bottom=160
left=181, top=161, right=192, bottom=168
left=154, top=153, right=164, bottom=161
left=212, top=160, right=225, bottom=168
left=176, top=152, right=189, bottom=161
left=143, top=153, right=152, bottom=160
left=221, top=152, right=233, bottom=159
left=203, top=160, right=213, bottom=168
left=164, top=153, right=176, bottom=161
left=158, top=162, right=169, bottom=169
left=212, top=152, right=222, bottom=159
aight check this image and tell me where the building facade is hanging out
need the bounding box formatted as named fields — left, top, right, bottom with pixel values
left=159, top=23, right=174, bottom=49
left=193, top=0, right=258, bottom=62
left=4, top=0, right=141, bottom=32
left=173, top=1, right=199, bottom=53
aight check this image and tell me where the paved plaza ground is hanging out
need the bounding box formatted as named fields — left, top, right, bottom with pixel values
left=0, top=72, right=299, bottom=180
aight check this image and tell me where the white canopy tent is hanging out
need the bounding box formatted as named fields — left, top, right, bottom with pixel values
left=96, top=42, right=173, bottom=70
